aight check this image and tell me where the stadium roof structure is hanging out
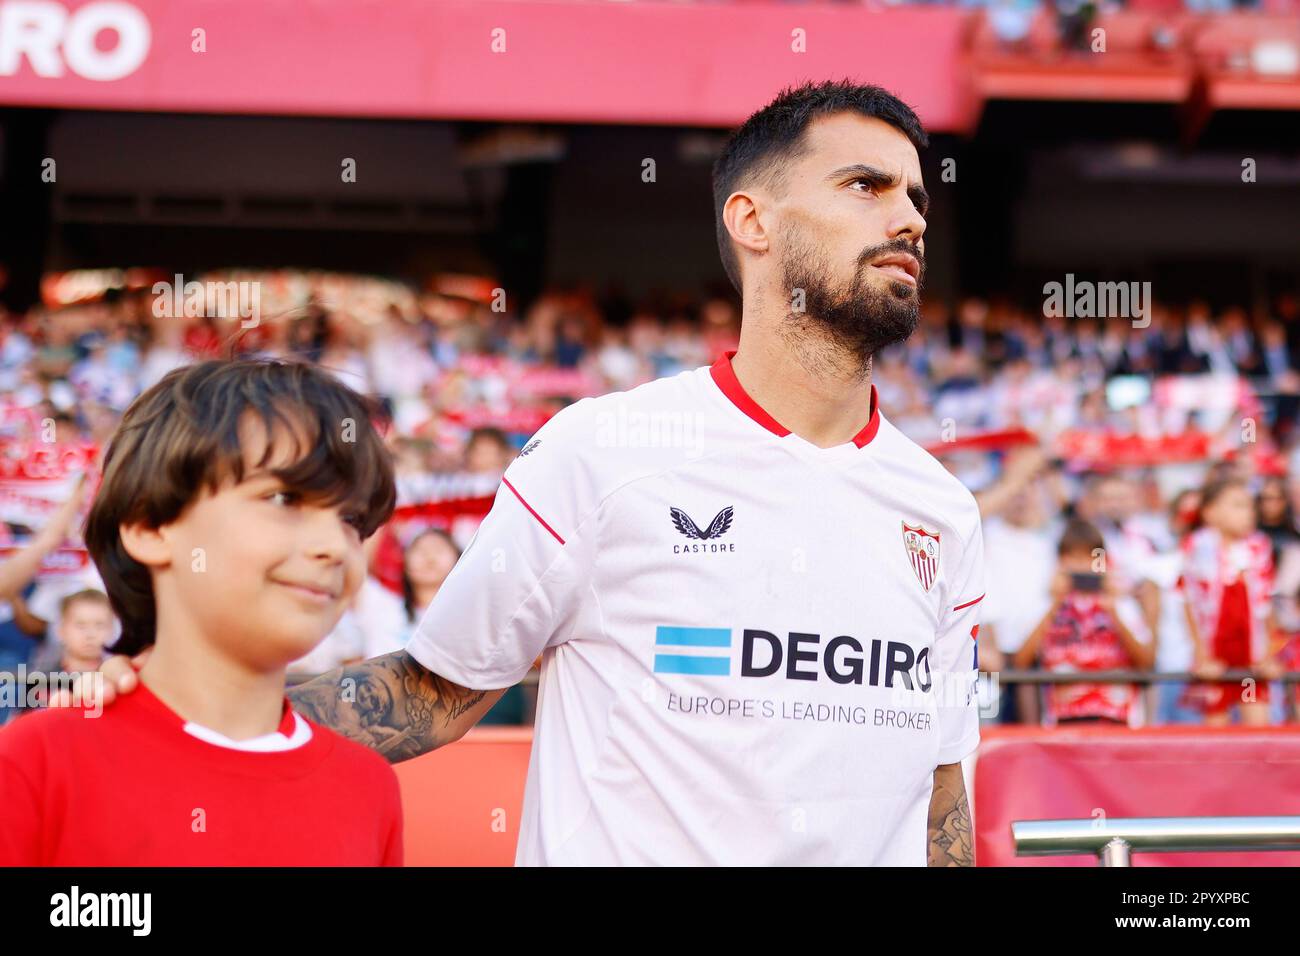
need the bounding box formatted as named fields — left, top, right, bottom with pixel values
left=966, top=9, right=1300, bottom=138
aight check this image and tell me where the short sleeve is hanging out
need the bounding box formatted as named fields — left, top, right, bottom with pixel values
left=405, top=402, right=599, bottom=690
left=933, top=505, right=985, bottom=766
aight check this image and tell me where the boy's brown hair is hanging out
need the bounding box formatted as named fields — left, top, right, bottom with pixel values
left=84, top=359, right=396, bottom=655
left=58, top=588, right=112, bottom=619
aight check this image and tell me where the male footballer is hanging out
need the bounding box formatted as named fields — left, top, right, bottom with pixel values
left=92, top=79, right=984, bottom=866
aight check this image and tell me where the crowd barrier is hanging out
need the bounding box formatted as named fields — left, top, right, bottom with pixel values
left=976, top=725, right=1300, bottom=867
left=1012, top=814, right=1300, bottom=865
left=395, top=724, right=1300, bottom=866
left=395, top=727, right=531, bottom=867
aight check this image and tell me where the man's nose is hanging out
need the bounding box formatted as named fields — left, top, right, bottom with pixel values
left=888, top=195, right=926, bottom=246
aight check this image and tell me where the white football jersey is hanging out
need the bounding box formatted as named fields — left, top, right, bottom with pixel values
left=408, top=351, right=985, bottom=865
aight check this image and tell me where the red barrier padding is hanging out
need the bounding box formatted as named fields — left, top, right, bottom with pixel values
left=395, top=727, right=531, bottom=867
left=975, top=725, right=1300, bottom=867
left=397, top=724, right=1300, bottom=865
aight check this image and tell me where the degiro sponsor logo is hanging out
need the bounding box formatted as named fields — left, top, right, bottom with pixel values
left=653, top=625, right=934, bottom=691
left=654, top=626, right=732, bottom=676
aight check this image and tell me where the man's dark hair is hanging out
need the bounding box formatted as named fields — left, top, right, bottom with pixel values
left=711, top=79, right=928, bottom=296
left=84, top=359, right=397, bottom=655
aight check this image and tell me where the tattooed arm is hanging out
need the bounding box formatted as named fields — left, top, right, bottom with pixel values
left=928, top=761, right=973, bottom=867
left=288, top=650, right=507, bottom=764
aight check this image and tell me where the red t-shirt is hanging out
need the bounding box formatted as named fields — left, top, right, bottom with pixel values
left=0, top=682, right=403, bottom=866
left=1040, top=595, right=1139, bottom=725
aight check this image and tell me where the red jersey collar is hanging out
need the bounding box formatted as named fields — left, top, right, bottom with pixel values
left=138, top=679, right=297, bottom=738
left=709, top=350, right=881, bottom=448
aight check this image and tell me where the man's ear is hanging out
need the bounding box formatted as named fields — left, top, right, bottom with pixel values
left=724, top=190, right=769, bottom=260
left=119, top=521, right=173, bottom=570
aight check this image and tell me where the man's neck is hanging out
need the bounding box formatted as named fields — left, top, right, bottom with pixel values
left=139, top=627, right=287, bottom=741
left=729, top=324, right=875, bottom=449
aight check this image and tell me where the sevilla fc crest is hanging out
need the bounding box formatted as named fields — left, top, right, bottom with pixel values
left=902, top=521, right=940, bottom=592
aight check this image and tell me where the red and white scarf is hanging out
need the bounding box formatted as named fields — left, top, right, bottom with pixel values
left=1178, top=527, right=1274, bottom=661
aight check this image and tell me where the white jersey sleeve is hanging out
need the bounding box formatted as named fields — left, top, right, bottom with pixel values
left=933, top=499, right=985, bottom=765
left=404, top=401, right=599, bottom=689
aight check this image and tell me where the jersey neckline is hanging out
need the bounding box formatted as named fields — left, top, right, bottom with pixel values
left=127, top=678, right=331, bottom=775
left=708, top=350, right=881, bottom=449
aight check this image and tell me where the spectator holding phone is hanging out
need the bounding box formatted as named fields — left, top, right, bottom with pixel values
left=1015, top=519, right=1155, bottom=726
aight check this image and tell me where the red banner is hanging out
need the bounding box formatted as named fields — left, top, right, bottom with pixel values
left=1054, top=429, right=1213, bottom=469
left=0, top=543, right=89, bottom=576
left=0, top=441, right=97, bottom=482
left=0, top=1, right=974, bottom=130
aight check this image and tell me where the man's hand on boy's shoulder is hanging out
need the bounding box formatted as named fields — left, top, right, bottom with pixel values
left=47, top=649, right=151, bottom=709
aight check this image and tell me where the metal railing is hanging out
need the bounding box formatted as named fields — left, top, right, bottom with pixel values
left=292, top=668, right=1300, bottom=688
left=991, top=669, right=1300, bottom=685
left=1013, top=816, right=1300, bottom=866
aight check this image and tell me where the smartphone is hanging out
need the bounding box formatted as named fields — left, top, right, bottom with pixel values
left=1070, top=571, right=1104, bottom=594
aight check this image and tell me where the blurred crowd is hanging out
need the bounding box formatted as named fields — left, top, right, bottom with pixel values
left=2, top=268, right=1300, bottom=727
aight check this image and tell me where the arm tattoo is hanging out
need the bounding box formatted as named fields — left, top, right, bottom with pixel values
left=928, top=762, right=974, bottom=867
left=288, top=650, right=491, bottom=764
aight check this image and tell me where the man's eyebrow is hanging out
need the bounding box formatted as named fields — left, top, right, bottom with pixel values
left=827, top=163, right=929, bottom=215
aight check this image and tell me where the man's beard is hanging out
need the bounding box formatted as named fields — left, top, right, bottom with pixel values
left=778, top=233, right=923, bottom=375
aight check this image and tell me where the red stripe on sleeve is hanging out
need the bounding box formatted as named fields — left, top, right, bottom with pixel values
left=501, top=476, right=566, bottom=546
left=952, top=593, right=984, bottom=612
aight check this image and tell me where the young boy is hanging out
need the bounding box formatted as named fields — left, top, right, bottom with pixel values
left=1015, top=519, right=1155, bottom=726
left=0, top=359, right=403, bottom=865
left=29, top=589, right=115, bottom=677
left=16, top=590, right=117, bottom=714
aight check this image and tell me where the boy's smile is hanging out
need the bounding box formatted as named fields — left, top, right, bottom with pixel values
left=130, top=412, right=367, bottom=671
left=271, top=578, right=343, bottom=603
